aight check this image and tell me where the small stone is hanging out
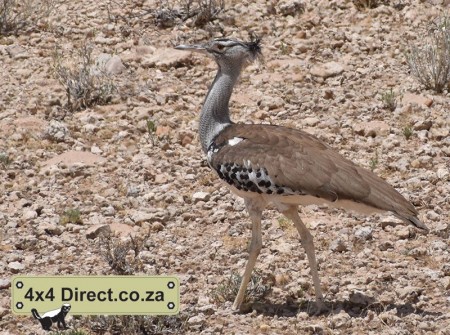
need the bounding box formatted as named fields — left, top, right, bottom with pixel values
left=277, top=0, right=305, bottom=16
left=8, top=261, right=25, bottom=273
left=0, top=278, right=11, bottom=289
left=6, top=45, right=28, bottom=58
left=413, top=120, right=432, bottom=131
left=430, top=127, right=449, bottom=140
left=91, top=145, right=103, bottom=155
left=102, top=205, right=116, bottom=216
left=331, top=310, right=351, bottom=328
left=303, top=117, right=320, bottom=126
left=303, top=324, right=323, bottom=333
left=259, top=96, right=284, bottom=110
left=45, top=120, right=70, bottom=142
left=353, top=121, right=390, bottom=137
left=39, top=223, right=63, bottom=236
left=349, top=290, right=373, bottom=305
left=142, top=48, right=191, bottom=69
left=402, top=93, right=433, bottom=107
left=259, top=324, right=271, bottom=332
left=323, top=89, right=334, bottom=99
left=436, top=168, right=449, bottom=180
left=131, top=210, right=168, bottom=224
left=354, top=227, right=373, bottom=241
left=378, top=241, right=394, bottom=251
left=187, top=314, right=205, bottom=325
left=85, top=224, right=112, bottom=239
left=151, top=221, right=164, bottom=232
left=23, top=210, right=37, bottom=221
left=396, top=286, right=422, bottom=302
left=426, top=210, right=440, bottom=222
left=155, top=126, right=171, bottom=137
left=310, top=61, right=344, bottom=78
left=109, top=223, right=134, bottom=236
left=330, top=238, right=347, bottom=252
left=396, top=226, right=411, bottom=239
left=105, top=55, right=126, bottom=74
left=434, top=222, right=449, bottom=238
left=192, top=191, right=210, bottom=203
left=136, top=45, right=155, bottom=56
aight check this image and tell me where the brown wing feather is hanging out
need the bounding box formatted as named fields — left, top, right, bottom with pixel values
left=211, top=124, right=420, bottom=222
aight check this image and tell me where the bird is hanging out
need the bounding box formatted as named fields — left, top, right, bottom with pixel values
left=175, top=37, right=428, bottom=313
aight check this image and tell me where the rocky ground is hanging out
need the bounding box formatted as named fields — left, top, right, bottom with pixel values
left=1, top=0, right=449, bottom=334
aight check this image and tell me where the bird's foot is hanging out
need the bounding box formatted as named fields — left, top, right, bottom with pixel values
left=232, top=301, right=252, bottom=314
left=312, top=299, right=328, bottom=315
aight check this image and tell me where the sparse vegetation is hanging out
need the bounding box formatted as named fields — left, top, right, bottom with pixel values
left=280, top=41, right=292, bottom=55
left=210, top=271, right=272, bottom=305
left=277, top=216, right=290, bottom=231
left=352, top=0, right=383, bottom=10
left=99, top=234, right=146, bottom=275
left=380, top=88, right=397, bottom=112
left=407, top=14, right=450, bottom=93
left=53, top=43, right=116, bottom=112
left=0, top=152, right=11, bottom=169
left=147, top=119, right=157, bottom=145
left=403, top=125, right=413, bottom=140
left=154, top=0, right=225, bottom=28
left=369, top=151, right=379, bottom=172
left=0, top=0, right=55, bottom=36
left=74, top=314, right=189, bottom=335
left=60, top=208, right=82, bottom=225
left=49, top=329, right=89, bottom=335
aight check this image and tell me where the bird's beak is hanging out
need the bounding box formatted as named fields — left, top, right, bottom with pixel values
left=174, top=44, right=207, bottom=54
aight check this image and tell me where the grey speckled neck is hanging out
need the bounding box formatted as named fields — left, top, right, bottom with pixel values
left=199, top=68, right=240, bottom=153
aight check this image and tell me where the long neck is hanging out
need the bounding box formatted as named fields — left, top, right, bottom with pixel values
left=199, top=67, right=240, bottom=153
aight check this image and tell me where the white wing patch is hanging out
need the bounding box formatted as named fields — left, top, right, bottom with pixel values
left=227, top=137, right=244, bottom=146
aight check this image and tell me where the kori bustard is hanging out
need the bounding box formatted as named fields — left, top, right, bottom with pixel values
left=175, top=37, right=428, bottom=312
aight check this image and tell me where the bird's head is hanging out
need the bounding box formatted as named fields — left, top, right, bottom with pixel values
left=175, top=37, right=262, bottom=73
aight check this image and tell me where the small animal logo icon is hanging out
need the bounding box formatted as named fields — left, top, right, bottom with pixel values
left=31, top=303, right=71, bottom=330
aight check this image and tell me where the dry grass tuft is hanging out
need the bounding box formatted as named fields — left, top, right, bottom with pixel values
left=210, top=271, right=272, bottom=305
left=53, top=43, right=117, bottom=112
left=407, top=14, right=450, bottom=93
left=73, top=314, right=189, bottom=335
left=0, top=0, right=55, bottom=35
left=99, top=234, right=146, bottom=275
left=155, top=0, right=225, bottom=28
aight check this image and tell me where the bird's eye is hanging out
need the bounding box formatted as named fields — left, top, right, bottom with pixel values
left=216, top=44, right=225, bottom=51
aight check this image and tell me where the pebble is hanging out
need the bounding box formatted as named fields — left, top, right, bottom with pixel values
left=192, top=191, right=210, bottom=203
left=395, top=226, right=412, bottom=239
left=330, top=238, right=348, bottom=252
left=402, top=93, right=433, bottom=107
left=45, top=120, right=70, bottom=142
left=187, top=314, right=205, bottom=325
left=22, top=210, right=37, bottom=221
left=0, top=278, right=11, bottom=289
left=85, top=224, right=111, bottom=239
left=354, top=227, right=373, bottom=241
left=310, top=61, right=344, bottom=78
left=349, top=290, right=373, bottom=305
left=353, top=121, right=390, bottom=137
left=8, top=261, right=25, bottom=273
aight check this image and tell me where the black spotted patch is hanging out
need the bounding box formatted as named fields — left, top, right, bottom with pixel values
left=213, top=162, right=305, bottom=196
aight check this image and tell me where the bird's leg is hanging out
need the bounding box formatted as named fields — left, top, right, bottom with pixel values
left=282, top=206, right=326, bottom=313
left=232, top=198, right=264, bottom=311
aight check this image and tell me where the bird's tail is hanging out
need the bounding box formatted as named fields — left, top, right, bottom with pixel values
left=394, top=213, right=429, bottom=232
left=31, top=308, right=41, bottom=320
